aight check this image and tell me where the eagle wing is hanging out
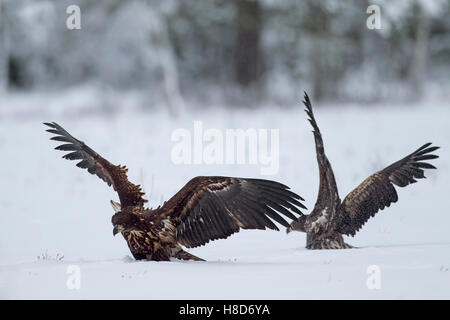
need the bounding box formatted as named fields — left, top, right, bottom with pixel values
left=334, top=143, right=439, bottom=236
left=158, top=176, right=306, bottom=248
left=303, top=92, right=340, bottom=223
left=44, top=122, right=147, bottom=208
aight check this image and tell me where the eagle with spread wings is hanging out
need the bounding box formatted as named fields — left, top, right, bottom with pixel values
left=45, top=122, right=306, bottom=261
left=286, top=93, right=439, bottom=249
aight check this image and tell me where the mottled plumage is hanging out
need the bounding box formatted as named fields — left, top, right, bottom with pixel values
left=287, top=93, right=439, bottom=249
left=45, top=122, right=306, bottom=261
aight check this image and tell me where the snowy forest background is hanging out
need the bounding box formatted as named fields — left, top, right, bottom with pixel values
left=0, top=0, right=449, bottom=112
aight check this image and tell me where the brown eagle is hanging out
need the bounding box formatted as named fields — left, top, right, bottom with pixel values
left=286, top=93, right=439, bottom=249
left=44, top=122, right=306, bottom=261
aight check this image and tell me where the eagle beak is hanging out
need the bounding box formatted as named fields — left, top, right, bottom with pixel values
left=113, top=225, right=124, bottom=236
left=286, top=225, right=293, bottom=234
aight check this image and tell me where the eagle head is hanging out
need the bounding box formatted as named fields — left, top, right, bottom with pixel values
left=286, top=214, right=307, bottom=234
left=111, top=211, right=139, bottom=236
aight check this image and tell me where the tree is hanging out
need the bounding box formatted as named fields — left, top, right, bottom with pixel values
left=0, top=0, right=10, bottom=91
left=232, top=0, right=263, bottom=89
left=409, top=2, right=429, bottom=100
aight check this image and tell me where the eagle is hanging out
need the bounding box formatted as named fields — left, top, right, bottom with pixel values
left=286, top=93, right=439, bottom=249
left=44, top=122, right=306, bottom=261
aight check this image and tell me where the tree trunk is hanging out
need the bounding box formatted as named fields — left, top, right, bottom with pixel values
left=409, top=3, right=429, bottom=100
left=306, top=0, right=330, bottom=102
left=148, top=5, right=185, bottom=118
left=233, top=0, right=263, bottom=88
left=0, top=0, right=10, bottom=91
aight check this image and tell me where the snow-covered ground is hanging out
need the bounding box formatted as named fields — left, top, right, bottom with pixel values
left=0, top=90, right=449, bottom=299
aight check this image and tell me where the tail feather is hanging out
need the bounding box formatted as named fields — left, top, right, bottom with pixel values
left=173, top=249, right=205, bottom=261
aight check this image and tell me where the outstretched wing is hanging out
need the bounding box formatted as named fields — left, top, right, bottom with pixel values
left=158, top=176, right=306, bottom=248
left=44, top=122, right=147, bottom=208
left=303, top=92, right=340, bottom=220
left=335, top=143, right=439, bottom=236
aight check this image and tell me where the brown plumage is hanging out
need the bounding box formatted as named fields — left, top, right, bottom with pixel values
left=287, top=93, right=439, bottom=249
left=44, top=122, right=306, bottom=261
